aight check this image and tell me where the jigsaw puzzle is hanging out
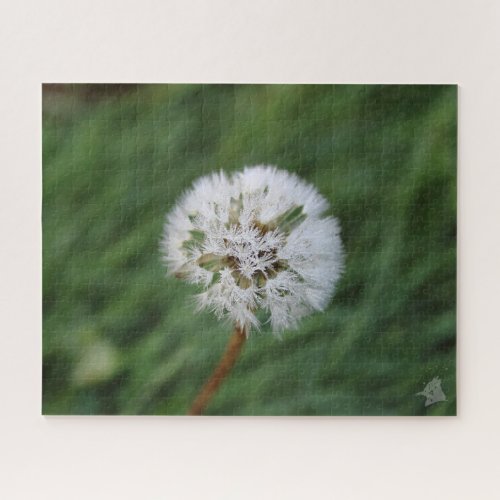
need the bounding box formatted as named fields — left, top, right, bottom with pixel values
left=42, top=84, right=457, bottom=415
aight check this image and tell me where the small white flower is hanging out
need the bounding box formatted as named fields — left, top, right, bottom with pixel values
left=161, top=165, right=343, bottom=334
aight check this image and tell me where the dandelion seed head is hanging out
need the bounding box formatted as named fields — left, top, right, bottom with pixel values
left=161, top=165, right=343, bottom=334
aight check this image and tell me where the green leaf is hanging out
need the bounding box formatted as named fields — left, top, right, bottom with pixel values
left=231, top=270, right=252, bottom=289
left=189, top=229, right=205, bottom=243
left=196, top=253, right=228, bottom=272
left=181, top=229, right=205, bottom=252
left=268, top=205, right=306, bottom=234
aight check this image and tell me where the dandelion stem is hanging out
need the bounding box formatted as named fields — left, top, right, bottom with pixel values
left=188, top=325, right=246, bottom=415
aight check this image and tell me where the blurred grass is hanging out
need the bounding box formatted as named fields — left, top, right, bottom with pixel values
left=42, top=84, right=456, bottom=415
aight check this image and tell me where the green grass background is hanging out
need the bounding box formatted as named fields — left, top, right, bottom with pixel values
left=42, top=84, right=456, bottom=416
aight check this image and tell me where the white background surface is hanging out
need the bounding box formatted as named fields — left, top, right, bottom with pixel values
left=0, top=1, right=499, bottom=498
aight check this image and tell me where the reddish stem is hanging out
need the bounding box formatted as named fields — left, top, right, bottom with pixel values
left=188, top=326, right=246, bottom=416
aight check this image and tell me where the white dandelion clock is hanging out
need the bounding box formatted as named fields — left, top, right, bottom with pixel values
left=161, top=165, right=343, bottom=414
left=162, top=166, right=343, bottom=332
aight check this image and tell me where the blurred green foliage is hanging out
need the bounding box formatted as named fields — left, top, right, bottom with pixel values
left=43, top=84, right=456, bottom=415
